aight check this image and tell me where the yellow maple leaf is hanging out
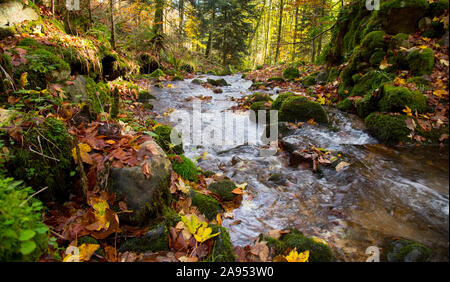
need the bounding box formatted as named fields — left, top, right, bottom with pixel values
left=433, top=89, right=448, bottom=97
left=317, top=96, right=326, bottom=105
left=89, top=197, right=110, bottom=231
left=193, top=225, right=220, bottom=243
left=403, top=105, right=413, bottom=116
left=285, top=248, right=309, bottom=262
left=72, top=143, right=92, bottom=164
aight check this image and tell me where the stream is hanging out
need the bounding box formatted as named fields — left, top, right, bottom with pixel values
left=144, top=74, right=449, bottom=262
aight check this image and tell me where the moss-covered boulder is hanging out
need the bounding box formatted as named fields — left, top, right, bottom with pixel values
left=191, top=78, right=204, bottom=85
left=207, top=78, right=229, bottom=87
left=379, top=0, right=429, bottom=34
left=169, top=154, right=198, bottom=183
left=406, top=76, right=431, bottom=89
left=406, top=47, right=434, bottom=76
left=356, top=93, right=379, bottom=118
left=378, top=83, right=428, bottom=113
left=365, top=113, right=410, bottom=144
left=249, top=92, right=272, bottom=103
left=119, top=224, right=169, bottom=253
left=138, top=90, right=156, bottom=102
left=279, top=96, right=328, bottom=124
left=301, top=75, right=316, bottom=87
left=385, top=238, right=432, bottom=262
left=154, top=125, right=184, bottom=155
left=207, top=180, right=237, bottom=202
left=108, top=141, right=173, bottom=226
left=150, top=68, right=165, bottom=78
left=350, top=71, right=392, bottom=97
left=267, top=77, right=285, bottom=83
left=206, top=225, right=236, bottom=262
left=190, top=191, right=224, bottom=220
left=271, top=92, right=295, bottom=111
left=361, top=30, right=387, bottom=50
left=259, top=228, right=333, bottom=262
left=390, top=33, right=412, bottom=49
left=336, top=98, right=354, bottom=111
left=282, top=67, right=300, bottom=80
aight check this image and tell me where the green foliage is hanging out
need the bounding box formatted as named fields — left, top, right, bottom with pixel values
left=207, top=225, right=236, bottom=262
left=0, top=177, right=49, bottom=261
left=282, top=67, right=300, bottom=80
left=379, top=83, right=428, bottom=113
left=406, top=48, right=434, bottom=76
left=190, top=191, right=224, bottom=220
left=154, top=125, right=184, bottom=155
left=279, top=96, right=328, bottom=124
left=365, top=113, right=410, bottom=144
left=207, top=180, right=237, bottom=202
left=86, top=77, right=111, bottom=114
left=169, top=155, right=198, bottom=183
left=271, top=92, right=295, bottom=111
left=150, top=69, right=165, bottom=78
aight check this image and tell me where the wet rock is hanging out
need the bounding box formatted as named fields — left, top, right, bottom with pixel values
left=108, top=141, right=173, bottom=226
left=379, top=0, right=429, bottom=34
left=385, top=238, right=432, bottom=262
left=207, top=180, right=238, bottom=202
left=66, top=75, right=89, bottom=104
left=279, top=96, right=328, bottom=124
left=119, top=224, right=169, bottom=253
left=315, top=71, right=328, bottom=85
left=441, top=30, right=449, bottom=47
left=191, top=78, right=205, bottom=85
left=268, top=173, right=287, bottom=186
left=207, top=78, right=230, bottom=87
left=0, top=1, right=39, bottom=27
left=213, top=88, right=223, bottom=94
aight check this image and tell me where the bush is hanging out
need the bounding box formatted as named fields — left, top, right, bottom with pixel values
left=169, top=155, right=198, bottom=183
left=0, top=177, right=49, bottom=261
left=279, top=96, right=328, bottom=124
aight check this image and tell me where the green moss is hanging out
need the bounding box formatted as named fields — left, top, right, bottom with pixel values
left=250, top=101, right=270, bottom=122
left=7, top=117, right=73, bottom=200
left=301, top=75, right=316, bottom=87
left=386, top=239, right=432, bottom=262
left=0, top=177, right=49, bottom=262
left=249, top=92, right=272, bottom=103
left=86, top=77, right=111, bottom=114
left=150, top=68, right=165, bottom=78
left=326, top=67, right=340, bottom=83
left=154, top=125, right=184, bottom=155
left=169, top=155, right=198, bottom=183
left=190, top=191, right=224, bottom=220
left=282, top=67, right=300, bottom=80
left=191, top=78, right=204, bottom=85
left=426, top=0, right=449, bottom=17
left=406, top=47, right=434, bottom=76
left=361, top=31, right=386, bottom=50
left=119, top=224, right=169, bottom=253
left=365, top=113, right=410, bottom=144
left=390, top=33, right=411, bottom=49
left=207, top=180, right=237, bottom=202
left=207, top=225, right=236, bottom=262
left=280, top=229, right=333, bottom=262
left=336, top=98, right=354, bottom=111
left=356, top=93, right=379, bottom=117
left=172, top=74, right=184, bottom=81
left=350, top=70, right=392, bottom=97
left=279, top=96, right=328, bottom=124
left=267, top=77, right=285, bottom=83
left=207, top=78, right=229, bottom=86
left=406, top=76, right=431, bottom=89
left=271, top=92, right=295, bottom=111
left=180, top=63, right=194, bottom=73
left=379, top=83, right=428, bottom=113
left=369, top=51, right=386, bottom=66
left=138, top=90, right=156, bottom=102
left=0, top=26, right=16, bottom=40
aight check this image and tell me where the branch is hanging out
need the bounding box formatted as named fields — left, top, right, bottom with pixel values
left=272, top=23, right=335, bottom=46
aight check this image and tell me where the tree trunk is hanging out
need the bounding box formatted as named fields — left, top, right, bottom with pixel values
left=263, top=0, right=272, bottom=64
left=179, top=0, right=185, bottom=32
left=110, top=0, right=116, bottom=50
left=205, top=2, right=216, bottom=58
left=291, top=4, right=299, bottom=61
left=274, top=0, right=284, bottom=64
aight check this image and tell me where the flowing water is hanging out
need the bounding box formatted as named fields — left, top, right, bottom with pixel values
left=145, top=74, right=449, bottom=261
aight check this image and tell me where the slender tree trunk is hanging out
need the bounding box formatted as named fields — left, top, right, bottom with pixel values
left=263, top=0, right=272, bottom=64
left=51, top=0, right=54, bottom=16
left=274, top=0, right=284, bottom=64
left=109, top=0, right=116, bottom=50
left=291, top=5, right=299, bottom=61
left=88, top=0, right=92, bottom=24
left=206, top=2, right=216, bottom=58
left=179, top=0, right=185, bottom=32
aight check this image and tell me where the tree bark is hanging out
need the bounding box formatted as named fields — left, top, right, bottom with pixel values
left=205, top=1, right=216, bottom=58
left=110, top=0, right=116, bottom=50
left=274, top=0, right=284, bottom=64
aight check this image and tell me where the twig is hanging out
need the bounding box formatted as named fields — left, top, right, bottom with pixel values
left=74, top=141, right=89, bottom=198
left=49, top=229, right=70, bottom=241
left=19, top=186, right=49, bottom=207
left=29, top=146, right=60, bottom=162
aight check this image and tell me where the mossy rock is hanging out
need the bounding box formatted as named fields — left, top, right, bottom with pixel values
left=267, top=77, right=285, bottom=83
left=271, top=92, right=295, bottom=111
left=326, top=67, right=340, bottom=83
left=406, top=47, right=434, bottom=76
left=390, top=33, right=412, bottom=49
left=172, top=74, right=184, bottom=81
left=301, top=75, right=316, bottom=87
left=190, top=191, right=224, bottom=220
left=207, top=180, right=237, bottom=202
left=259, top=229, right=333, bottom=262
left=385, top=238, right=432, bottom=262
left=282, top=67, right=300, bottom=80
left=378, top=83, right=428, bottom=113
left=154, top=125, right=184, bottom=155
left=206, top=225, right=236, bottom=262
left=85, top=77, right=111, bottom=114
left=279, top=96, right=328, bottom=124
left=169, top=154, right=198, bottom=183
left=361, top=31, right=387, bottom=50
left=365, top=113, right=410, bottom=144
left=249, top=101, right=271, bottom=123
left=425, top=0, right=449, bottom=18
left=406, top=76, right=431, bottom=89
left=379, top=0, right=429, bottom=34
left=191, top=78, right=204, bottom=85
left=207, top=78, right=229, bottom=87
left=138, top=90, right=156, bottom=102
left=249, top=92, right=272, bottom=103
left=0, top=26, right=16, bottom=39
left=369, top=51, right=386, bottom=66
left=350, top=70, right=392, bottom=97
left=119, top=224, right=169, bottom=253
left=336, top=98, right=354, bottom=111
left=7, top=117, right=74, bottom=201
left=149, top=68, right=165, bottom=78
left=356, top=93, right=379, bottom=118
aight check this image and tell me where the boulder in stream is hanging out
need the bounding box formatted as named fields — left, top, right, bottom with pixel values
left=207, top=78, right=230, bottom=87
left=108, top=140, right=173, bottom=226
left=385, top=238, right=432, bottom=262
left=279, top=96, right=328, bottom=124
